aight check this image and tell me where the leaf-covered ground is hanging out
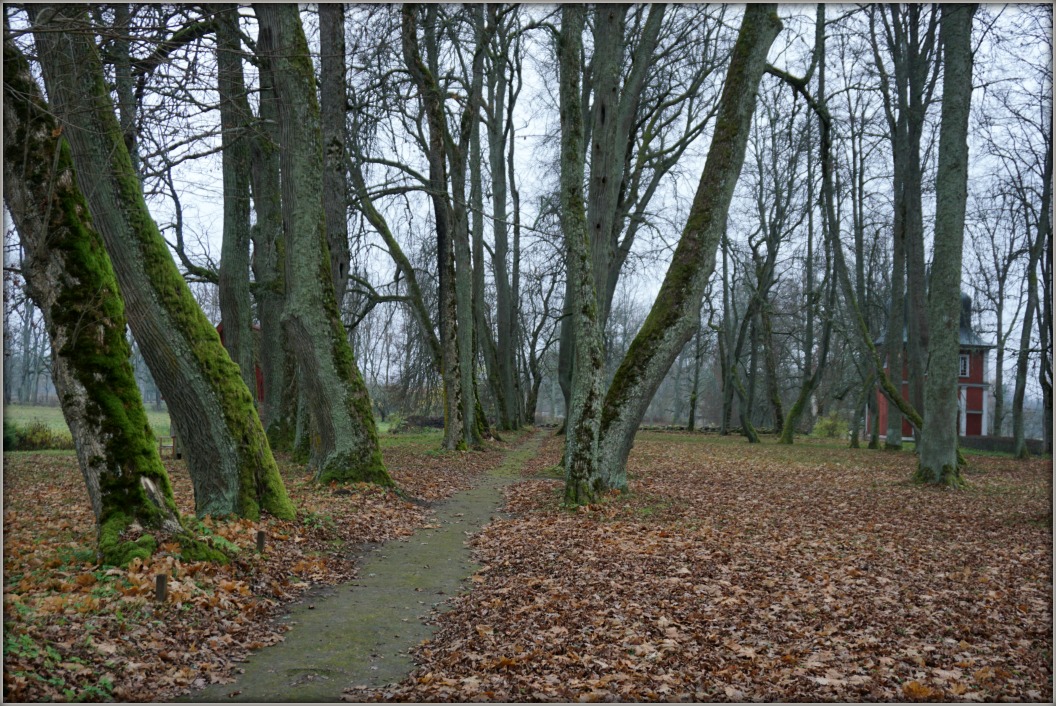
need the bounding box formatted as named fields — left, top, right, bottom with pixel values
left=350, top=433, right=1052, bottom=703
left=2, top=430, right=522, bottom=702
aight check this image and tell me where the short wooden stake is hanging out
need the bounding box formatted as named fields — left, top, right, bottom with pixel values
left=155, top=574, right=168, bottom=603
left=256, top=530, right=266, bottom=552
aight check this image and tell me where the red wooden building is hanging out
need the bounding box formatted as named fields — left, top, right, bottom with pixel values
left=867, top=295, right=994, bottom=441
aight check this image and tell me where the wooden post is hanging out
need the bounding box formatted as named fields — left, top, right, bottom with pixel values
left=256, top=530, right=266, bottom=552
left=155, top=574, right=168, bottom=602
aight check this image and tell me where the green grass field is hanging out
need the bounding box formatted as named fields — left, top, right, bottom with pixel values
left=3, top=404, right=414, bottom=443
left=3, top=404, right=173, bottom=437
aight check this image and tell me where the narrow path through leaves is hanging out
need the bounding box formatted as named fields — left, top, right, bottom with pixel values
left=188, top=431, right=546, bottom=702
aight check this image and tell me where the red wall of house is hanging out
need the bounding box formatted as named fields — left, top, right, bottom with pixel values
left=868, top=347, right=988, bottom=439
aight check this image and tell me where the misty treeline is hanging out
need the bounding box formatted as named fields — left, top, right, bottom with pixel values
left=2, top=4, right=1051, bottom=553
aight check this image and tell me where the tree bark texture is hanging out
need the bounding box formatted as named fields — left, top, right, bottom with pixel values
left=3, top=33, right=182, bottom=564
left=319, top=3, right=351, bottom=305
left=591, top=5, right=782, bottom=489
left=248, top=44, right=290, bottom=446
left=915, top=3, right=975, bottom=485
left=448, top=6, right=487, bottom=448
left=216, top=5, right=256, bottom=395
left=32, top=5, right=294, bottom=520
left=559, top=5, right=608, bottom=505
left=254, top=3, right=390, bottom=484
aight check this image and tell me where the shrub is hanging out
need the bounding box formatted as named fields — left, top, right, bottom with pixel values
left=3, top=418, right=17, bottom=449
left=386, top=413, right=405, bottom=434
left=4, top=419, right=75, bottom=451
left=811, top=412, right=848, bottom=439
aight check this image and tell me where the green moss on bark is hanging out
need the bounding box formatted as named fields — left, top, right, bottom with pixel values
left=98, top=514, right=157, bottom=566
left=177, top=538, right=231, bottom=564
left=4, top=36, right=188, bottom=557
left=912, top=463, right=967, bottom=489
left=29, top=10, right=295, bottom=521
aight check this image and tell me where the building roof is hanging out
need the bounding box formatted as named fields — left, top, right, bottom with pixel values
left=875, top=294, right=995, bottom=350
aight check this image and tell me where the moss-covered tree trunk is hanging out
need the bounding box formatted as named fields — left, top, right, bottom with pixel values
left=319, top=2, right=351, bottom=305
left=559, top=5, right=608, bottom=504
left=447, top=6, right=488, bottom=449
left=3, top=33, right=182, bottom=564
left=400, top=4, right=466, bottom=451
left=216, top=5, right=256, bottom=395
left=585, top=5, right=782, bottom=493
left=253, top=3, right=390, bottom=485
left=248, top=45, right=291, bottom=447
left=915, top=3, right=976, bottom=486
left=31, top=5, right=294, bottom=520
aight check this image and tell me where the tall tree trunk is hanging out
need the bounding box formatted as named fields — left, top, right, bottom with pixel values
left=471, top=71, right=505, bottom=429
left=559, top=5, right=608, bottom=505
left=486, top=6, right=518, bottom=430
left=1038, top=213, right=1053, bottom=456
left=1013, top=203, right=1047, bottom=458
left=587, top=4, right=628, bottom=330
left=591, top=5, right=666, bottom=326
left=249, top=44, right=290, bottom=447
left=587, top=5, right=782, bottom=491
left=720, top=233, right=735, bottom=435
left=745, top=316, right=762, bottom=430
left=687, top=322, right=704, bottom=431
left=4, top=33, right=182, bottom=564
left=915, top=3, right=976, bottom=486
left=254, top=3, right=390, bottom=484
left=113, top=4, right=139, bottom=179
left=761, top=303, right=783, bottom=433
left=903, top=119, right=930, bottom=440
left=557, top=293, right=574, bottom=433
left=319, top=3, right=351, bottom=305
left=32, top=5, right=294, bottom=520
left=216, top=5, right=256, bottom=394
left=993, top=303, right=1005, bottom=435
left=507, top=56, right=526, bottom=427
left=780, top=252, right=837, bottom=444
left=449, top=6, right=487, bottom=448
left=401, top=4, right=465, bottom=450
left=885, top=138, right=908, bottom=449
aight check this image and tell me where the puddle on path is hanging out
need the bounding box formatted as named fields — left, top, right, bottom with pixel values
left=190, top=431, right=545, bottom=703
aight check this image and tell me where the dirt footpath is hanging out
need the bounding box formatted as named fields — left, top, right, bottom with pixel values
left=188, top=431, right=545, bottom=703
